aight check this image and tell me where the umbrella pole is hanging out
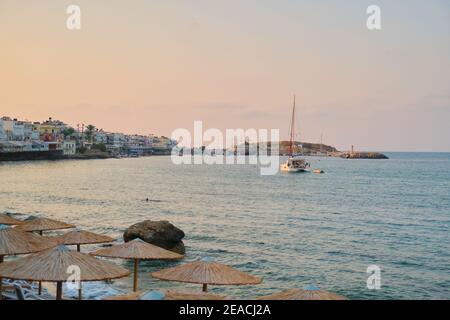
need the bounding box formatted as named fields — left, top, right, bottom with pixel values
left=38, top=281, right=42, bottom=295
left=202, top=284, right=208, bottom=292
left=0, top=255, right=3, bottom=300
left=133, top=258, right=139, bottom=292
left=75, top=245, right=82, bottom=299
left=39, top=230, right=43, bottom=236
left=56, top=281, right=63, bottom=300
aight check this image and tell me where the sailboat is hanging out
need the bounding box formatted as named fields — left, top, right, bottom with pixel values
left=280, top=95, right=310, bottom=173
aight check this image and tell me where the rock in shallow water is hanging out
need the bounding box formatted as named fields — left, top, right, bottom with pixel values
left=123, top=220, right=185, bottom=254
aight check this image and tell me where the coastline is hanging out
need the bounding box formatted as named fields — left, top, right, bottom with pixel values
left=0, top=150, right=172, bottom=162
left=0, top=151, right=390, bottom=162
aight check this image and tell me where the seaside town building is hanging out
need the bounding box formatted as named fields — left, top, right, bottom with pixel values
left=106, top=132, right=125, bottom=153
left=0, top=119, right=6, bottom=140
left=0, top=117, right=14, bottom=141
left=94, top=130, right=108, bottom=145
left=0, top=115, right=175, bottom=157
left=12, top=121, right=25, bottom=141
left=38, top=117, right=66, bottom=142
left=0, top=117, right=66, bottom=154
left=62, top=141, right=77, bottom=155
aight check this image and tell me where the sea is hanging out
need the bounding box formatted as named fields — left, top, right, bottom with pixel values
left=0, top=152, right=449, bottom=299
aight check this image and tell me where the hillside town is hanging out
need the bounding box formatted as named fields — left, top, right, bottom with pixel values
left=0, top=116, right=176, bottom=160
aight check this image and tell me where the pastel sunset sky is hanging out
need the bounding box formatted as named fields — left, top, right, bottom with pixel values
left=1, top=0, right=449, bottom=151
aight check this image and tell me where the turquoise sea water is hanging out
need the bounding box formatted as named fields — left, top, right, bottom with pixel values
left=0, top=153, right=449, bottom=299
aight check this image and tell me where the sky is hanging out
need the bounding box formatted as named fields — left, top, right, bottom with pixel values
left=0, top=0, right=449, bottom=151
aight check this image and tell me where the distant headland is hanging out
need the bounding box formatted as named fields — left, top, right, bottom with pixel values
left=229, top=141, right=389, bottom=159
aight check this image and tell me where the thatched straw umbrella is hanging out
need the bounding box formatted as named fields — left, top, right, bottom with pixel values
left=55, top=230, right=114, bottom=252
left=0, top=227, right=57, bottom=299
left=15, top=217, right=75, bottom=295
left=0, top=245, right=130, bottom=300
left=0, top=228, right=58, bottom=259
left=151, top=258, right=262, bottom=292
left=0, top=214, right=23, bottom=226
left=256, top=285, right=347, bottom=300
left=16, top=217, right=75, bottom=235
left=91, top=238, right=183, bottom=292
left=53, top=229, right=115, bottom=299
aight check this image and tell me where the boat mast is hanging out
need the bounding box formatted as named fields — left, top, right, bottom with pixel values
left=289, top=95, right=296, bottom=157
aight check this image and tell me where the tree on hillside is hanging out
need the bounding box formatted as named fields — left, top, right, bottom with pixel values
left=84, top=124, right=96, bottom=143
left=62, top=127, right=75, bottom=139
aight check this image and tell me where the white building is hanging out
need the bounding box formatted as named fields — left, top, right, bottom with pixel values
left=11, top=120, right=25, bottom=141
left=94, top=130, right=108, bottom=144
left=23, top=122, right=39, bottom=141
left=0, top=117, right=14, bottom=141
left=106, top=132, right=125, bottom=152
left=0, top=118, right=35, bottom=142
left=0, top=119, right=5, bottom=141
left=63, top=141, right=76, bottom=155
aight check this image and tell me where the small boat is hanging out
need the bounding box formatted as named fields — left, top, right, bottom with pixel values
left=280, top=95, right=310, bottom=173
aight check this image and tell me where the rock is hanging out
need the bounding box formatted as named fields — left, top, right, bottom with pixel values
left=123, top=220, right=185, bottom=254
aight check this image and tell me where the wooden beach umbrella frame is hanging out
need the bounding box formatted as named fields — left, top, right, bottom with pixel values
left=151, top=259, right=262, bottom=292
left=0, top=214, right=23, bottom=226
left=256, top=285, right=347, bottom=300
left=0, top=245, right=130, bottom=300
left=0, top=227, right=58, bottom=299
left=91, top=238, right=183, bottom=292
left=16, top=217, right=75, bottom=235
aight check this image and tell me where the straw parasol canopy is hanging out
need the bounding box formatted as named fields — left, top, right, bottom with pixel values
left=256, top=285, right=347, bottom=300
left=151, top=258, right=262, bottom=292
left=91, top=238, right=183, bottom=292
left=16, top=217, right=75, bottom=235
left=0, top=228, right=58, bottom=299
left=0, top=245, right=130, bottom=300
left=0, top=227, right=58, bottom=259
left=0, top=214, right=23, bottom=226
left=54, top=229, right=114, bottom=252
left=53, top=229, right=114, bottom=300
left=13, top=216, right=74, bottom=294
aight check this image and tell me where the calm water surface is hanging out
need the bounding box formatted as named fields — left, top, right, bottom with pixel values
left=1, top=153, right=449, bottom=299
